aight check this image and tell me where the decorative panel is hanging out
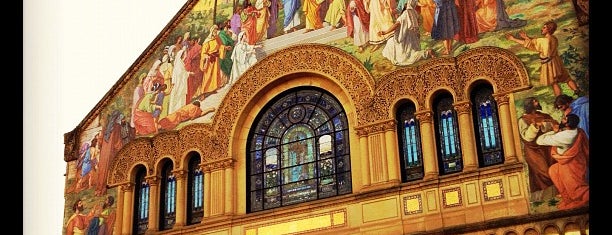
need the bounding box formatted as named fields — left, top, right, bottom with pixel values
left=442, top=187, right=463, bottom=208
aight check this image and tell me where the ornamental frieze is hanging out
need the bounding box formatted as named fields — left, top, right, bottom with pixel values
left=493, top=94, right=511, bottom=106
left=105, top=46, right=531, bottom=188
left=456, top=46, right=531, bottom=95
left=453, top=101, right=472, bottom=115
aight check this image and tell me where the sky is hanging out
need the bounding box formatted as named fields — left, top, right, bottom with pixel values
left=24, top=1, right=187, bottom=234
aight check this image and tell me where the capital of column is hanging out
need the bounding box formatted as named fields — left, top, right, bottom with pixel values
left=204, top=159, right=235, bottom=171
left=415, top=111, right=433, bottom=124
left=453, top=101, right=471, bottom=115
left=172, top=169, right=188, bottom=180
left=493, top=93, right=510, bottom=106
left=201, top=163, right=213, bottom=173
left=221, top=159, right=234, bottom=169
left=145, top=175, right=160, bottom=186
left=382, top=119, right=397, bottom=131
left=120, top=182, right=135, bottom=192
left=355, top=128, right=368, bottom=137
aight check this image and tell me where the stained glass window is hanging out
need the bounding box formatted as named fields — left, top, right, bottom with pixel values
left=434, top=93, right=463, bottom=175
left=247, top=87, right=352, bottom=212
left=133, top=166, right=149, bottom=235
left=187, top=153, right=203, bottom=225
left=396, top=102, right=424, bottom=181
left=471, top=85, right=504, bottom=167
left=160, top=161, right=176, bottom=230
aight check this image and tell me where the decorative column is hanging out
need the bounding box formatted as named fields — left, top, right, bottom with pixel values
left=383, top=120, right=400, bottom=183
left=202, top=164, right=212, bottom=220
left=146, top=176, right=160, bottom=233
left=356, top=129, right=371, bottom=187
left=416, top=111, right=438, bottom=179
left=115, top=185, right=125, bottom=235
left=172, top=169, right=187, bottom=227
left=494, top=94, right=518, bottom=163
left=121, top=183, right=134, bottom=235
left=224, top=159, right=234, bottom=215
left=454, top=101, right=478, bottom=171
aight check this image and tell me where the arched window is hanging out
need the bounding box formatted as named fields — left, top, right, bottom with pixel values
left=396, top=101, right=424, bottom=182
left=187, top=153, right=204, bottom=224
left=247, top=87, right=352, bottom=212
left=133, top=166, right=149, bottom=235
left=159, top=160, right=176, bottom=230
left=470, top=84, right=504, bottom=167
left=434, top=92, right=463, bottom=175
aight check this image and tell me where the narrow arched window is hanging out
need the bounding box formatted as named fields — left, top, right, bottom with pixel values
left=187, top=153, right=203, bottom=224
left=133, top=166, right=149, bottom=235
left=471, top=84, right=504, bottom=167
left=434, top=93, right=463, bottom=175
left=160, top=160, right=176, bottom=230
left=247, top=87, right=352, bottom=213
left=396, top=101, right=424, bottom=182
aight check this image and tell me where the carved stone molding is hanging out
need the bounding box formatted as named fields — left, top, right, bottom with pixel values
left=145, top=175, right=160, bottom=186
left=172, top=170, right=188, bottom=180
left=120, top=183, right=134, bottom=193
left=493, top=93, right=511, bottom=106
left=415, top=111, right=433, bottom=124
left=205, top=158, right=234, bottom=171
left=215, top=44, right=376, bottom=153
left=382, top=119, right=397, bottom=131
left=63, top=129, right=79, bottom=161
left=152, top=131, right=180, bottom=165
left=367, top=47, right=530, bottom=125
left=355, top=119, right=396, bottom=134
left=354, top=128, right=368, bottom=137
left=455, top=46, right=531, bottom=95
left=108, top=138, right=154, bottom=186
left=453, top=101, right=472, bottom=115
left=104, top=46, right=530, bottom=189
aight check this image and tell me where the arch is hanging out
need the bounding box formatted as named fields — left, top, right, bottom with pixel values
left=108, top=138, right=155, bottom=187
left=107, top=43, right=374, bottom=191
left=217, top=44, right=375, bottom=160
left=465, top=78, right=496, bottom=99
left=395, top=99, right=424, bottom=182
left=178, top=150, right=204, bottom=171
left=470, top=82, right=504, bottom=167
left=153, top=157, right=177, bottom=177
left=427, top=88, right=460, bottom=110
left=455, top=46, right=531, bottom=98
left=158, top=159, right=177, bottom=230
left=432, top=91, right=463, bottom=175
left=391, top=97, right=421, bottom=117
left=186, top=152, right=204, bottom=225
left=244, top=86, right=352, bottom=212
left=371, top=46, right=530, bottom=122
left=523, top=227, right=539, bottom=235
left=132, top=165, right=150, bottom=235
left=563, top=222, right=581, bottom=234
left=106, top=44, right=532, bottom=206
left=542, top=224, right=561, bottom=235
left=235, top=76, right=359, bottom=213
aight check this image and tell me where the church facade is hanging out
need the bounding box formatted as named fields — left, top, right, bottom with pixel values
left=62, top=0, right=589, bottom=234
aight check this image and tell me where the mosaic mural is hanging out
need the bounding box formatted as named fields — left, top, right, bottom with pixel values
left=63, top=0, right=589, bottom=233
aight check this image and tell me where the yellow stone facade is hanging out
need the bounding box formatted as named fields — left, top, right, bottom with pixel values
left=63, top=44, right=588, bottom=234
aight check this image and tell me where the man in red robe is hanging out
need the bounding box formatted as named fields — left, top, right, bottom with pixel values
left=158, top=100, right=215, bottom=130
left=65, top=199, right=95, bottom=235
left=536, top=113, right=589, bottom=210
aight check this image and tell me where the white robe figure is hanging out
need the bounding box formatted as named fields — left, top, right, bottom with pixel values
left=230, top=32, right=261, bottom=84
left=381, top=0, right=431, bottom=66
left=168, top=46, right=190, bottom=113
